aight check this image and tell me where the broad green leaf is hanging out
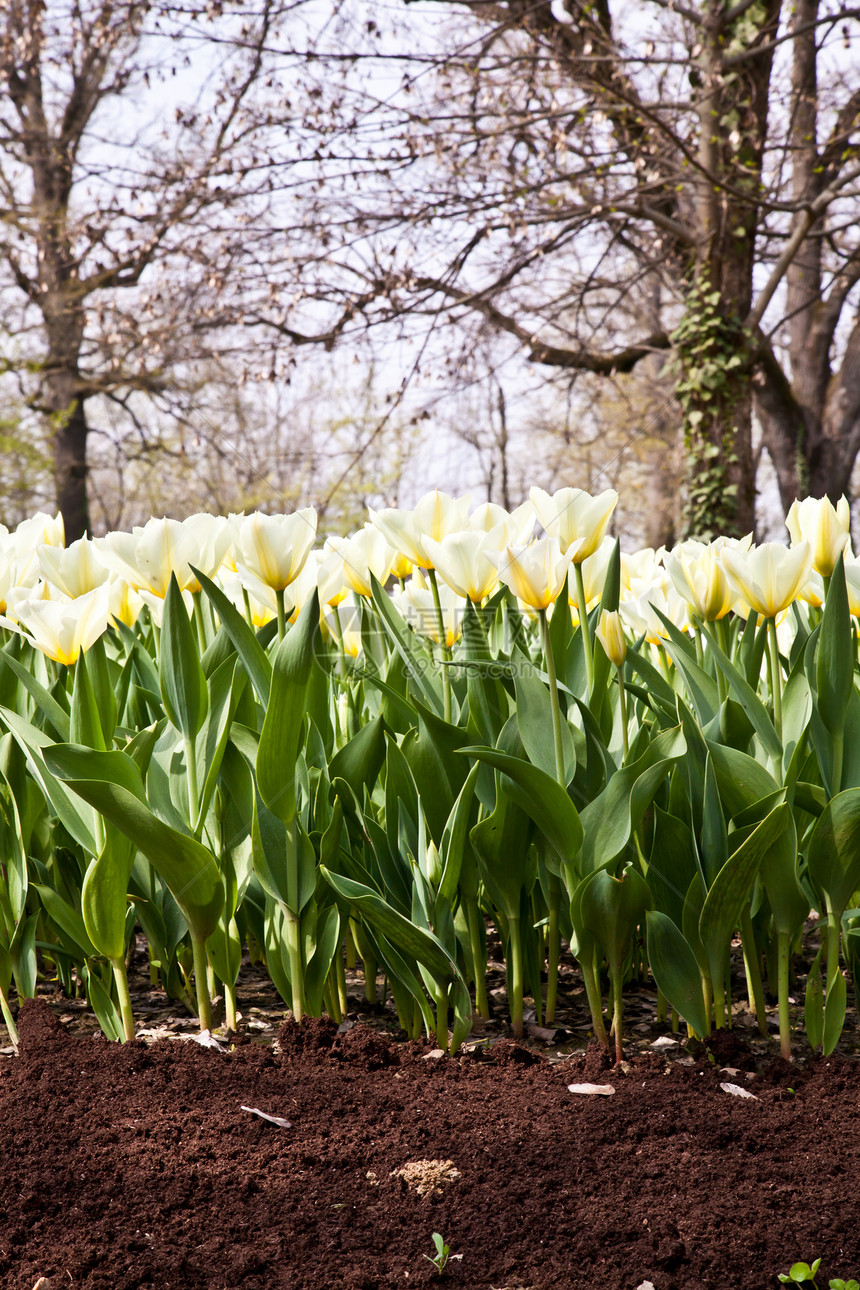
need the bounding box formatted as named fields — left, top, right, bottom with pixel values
left=160, top=575, right=207, bottom=741
left=251, top=796, right=317, bottom=917
left=44, top=745, right=223, bottom=942
left=0, top=708, right=99, bottom=856
left=81, top=833, right=135, bottom=961
left=438, top=762, right=480, bottom=904
left=369, top=573, right=443, bottom=715
left=645, top=806, right=698, bottom=929
left=700, top=622, right=782, bottom=759
left=698, top=803, right=789, bottom=988
left=257, top=592, right=319, bottom=824
left=71, top=652, right=107, bottom=752
left=760, top=814, right=808, bottom=938
left=579, top=865, right=651, bottom=976
left=705, top=740, right=779, bottom=820
left=81, top=965, right=124, bottom=1042
left=320, top=866, right=460, bottom=986
left=330, top=715, right=387, bottom=798
left=807, top=788, right=860, bottom=916
left=193, top=567, right=272, bottom=706
left=645, top=910, right=709, bottom=1037
left=515, top=661, right=575, bottom=783
left=33, top=884, right=96, bottom=957
left=817, top=554, right=852, bottom=735
left=459, top=746, right=582, bottom=863
left=0, top=652, right=70, bottom=741
left=701, top=753, right=728, bottom=887
left=579, top=725, right=686, bottom=873
left=470, top=779, right=533, bottom=921
left=823, top=969, right=847, bottom=1057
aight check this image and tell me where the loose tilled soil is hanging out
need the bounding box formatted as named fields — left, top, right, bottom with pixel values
left=1, top=988, right=859, bottom=1290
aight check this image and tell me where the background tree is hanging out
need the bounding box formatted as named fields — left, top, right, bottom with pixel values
left=271, top=0, right=860, bottom=537
left=0, top=0, right=354, bottom=538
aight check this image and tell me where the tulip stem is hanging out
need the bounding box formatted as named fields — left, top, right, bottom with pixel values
left=507, top=916, right=524, bottom=1038
left=538, top=609, right=566, bottom=786
left=275, top=588, right=287, bottom=641
left=617, top=666, right=629, bottom=763
left=777, top=930, right=792, bottom=1060
left=427, top=568, right=452, bottom=723
left=766, top=618, right=783, bottom=744
left=573, top=563, right=594, bottom=696
left=111, top=956, right=136, bottom=1042
left=184, top=736, right=199, bottom=832
left=0, top=982, right=18, bottom=1048
left=191, top=934, right=213, bottom=1031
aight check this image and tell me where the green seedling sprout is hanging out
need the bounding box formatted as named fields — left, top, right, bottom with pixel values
left=423, top=1232, right=452, bottom=1276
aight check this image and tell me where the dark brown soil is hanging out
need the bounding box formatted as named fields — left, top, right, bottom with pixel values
left=2, top=999, right=859, bottom=1290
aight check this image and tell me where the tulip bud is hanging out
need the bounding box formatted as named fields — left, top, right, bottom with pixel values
left=596, top=609, right=627, bottom=667
left=424, top=840, right=443, bottom=887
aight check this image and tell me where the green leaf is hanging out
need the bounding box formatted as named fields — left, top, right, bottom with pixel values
left=71, top=652, right=107, bottom=752
left=81, top=964, right=124, bottom=1042
left=193, top=567, right=272, bottom=706
left=704, top=740, right=779, bottom=820
left=645, top=910, right=709, bottom=1037
left=459, top=746, right=582, bottom=863
left=579, top=725, right=686, bottom=873
left=817, top=554, right=853, bottom=735
left=645, top=806, right=698, bottom=929
left=698, top=803, right=789, bottom=987
left=807, top=789, right=860, bottom=916
left=438, top=762, right=480, bottom=905
left=257, top=592, right=319, bottom=824
left=823, top=969, right=847, bottom=1057
left=160, top=575, right=207, bottom=741
left=44, top=745, right=223, bottom=942
left=0, top=652, right=70, bottom=741
left=251, top=796, right=317, bottom=917
left=470, top=779, right=533, bottom=921
left=0, top=708, right=99, bottom=855
left=32, top=884, right=96, bottom=958
left=515, top=661, right=575, bottom=783
left=81, top=833, right=135, bottom=962
left=320, top=866, right=460, bottom=987
left=579, top=865, right=651, bottom=978
left=369, top=573, right=443, bottom=715
left=700, top=623, right=782, bottom=758
left=329, top=715, right=387, bottom=798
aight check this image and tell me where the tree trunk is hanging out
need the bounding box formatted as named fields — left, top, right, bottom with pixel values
left=50, top=378, right=90, bottom=542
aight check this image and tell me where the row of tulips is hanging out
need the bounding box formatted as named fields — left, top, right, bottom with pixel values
left=0, top=489, right=858, bottom=1063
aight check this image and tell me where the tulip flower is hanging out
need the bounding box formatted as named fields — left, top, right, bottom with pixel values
left=665, top=541, right=735, bottom=622
left=719, top=541, right=812, bottom=619
left=324, top=601, right=363, bottom=657
left=786, top=495, right=851, bottom=578
left=369, top=490, right=471, bottom=569
left=721, top=540, right=812, bottom=742
left=469, top=500, right=535, bottom=546
left=326, top=526, right=394, bottom=597
left=395, top=572, right=464, bottom=647
left=567, top=537, right=614, bottom=617
left=38, top=536, right=109, bottom=599
left=219, top=568, right=276, bottom=628
left=423, top=531, right=501, bottom=603
left=529, top=486, right=618, bottom=563
left=13, top=585, right=111, bottom=666
left=235, top=509, right=317, bottom=593
left=96, top=514, right=234, bottom=598
left=490, top=538, right=572, bottom=612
